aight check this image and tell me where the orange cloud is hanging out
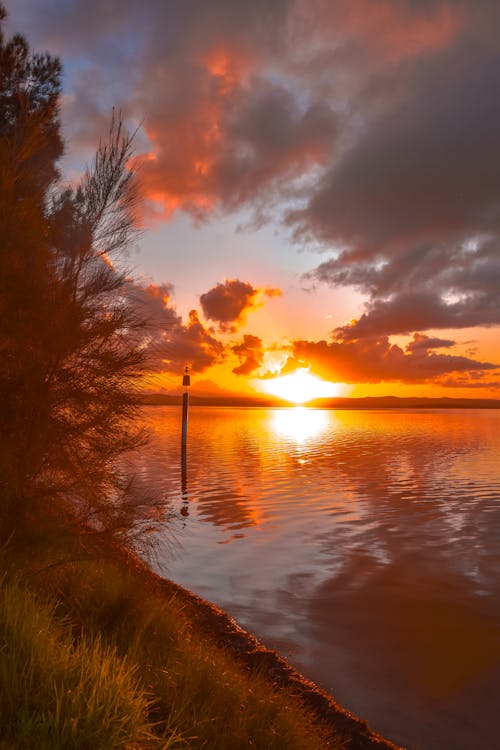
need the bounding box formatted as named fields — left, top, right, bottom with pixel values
left=129, top=3, right=462, bottom=224
left=200, top=279, right=281, bottom=332
left=22, top=0, right=499, bottom=373
left=232, top=334, right=264, bottom=376
left=131, top=37, right=337, bottom=220
left=301, top=0, right=463, bottom=64
left=264, top=287, right=282, bottom=298
left=203, top=47, right=248, bottom=93
left=127, top=281, right=225, bottom=374
left=283, top=334, right=499, bottom=386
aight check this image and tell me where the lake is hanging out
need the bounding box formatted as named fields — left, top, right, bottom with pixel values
left=130, top=406, right=500, bottom=750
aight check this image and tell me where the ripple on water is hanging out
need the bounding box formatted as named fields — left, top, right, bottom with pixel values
left=134, top=407, right=500, bottom=750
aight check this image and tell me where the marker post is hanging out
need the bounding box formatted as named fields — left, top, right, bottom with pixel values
left=181, top=365, right=190, bottom=452
left=181, top=366, right=190, bottom=511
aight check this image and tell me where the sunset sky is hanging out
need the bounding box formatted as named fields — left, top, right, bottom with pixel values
left=7, top=0, right=500, bottom=399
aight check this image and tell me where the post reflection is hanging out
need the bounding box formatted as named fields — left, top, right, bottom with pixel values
left=270, top=407, right=329, bottom=444
left=180, top=443, right=189, bottom=517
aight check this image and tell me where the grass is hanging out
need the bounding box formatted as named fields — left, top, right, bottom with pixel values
left=0, top=577, right=174, bottom=749
left=0, top=538, right=341, bottom=750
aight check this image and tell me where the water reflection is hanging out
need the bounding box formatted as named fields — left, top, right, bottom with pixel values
left=270, top=406, right=329, bottom=443
left=196, top=489, right=260, bottom=533
left=180, top=448, right=189, bottom=517
left=137, top=407, right=500, bottom=750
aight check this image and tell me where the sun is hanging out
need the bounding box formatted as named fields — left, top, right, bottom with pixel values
left=261, top=368, right=339, bottom=404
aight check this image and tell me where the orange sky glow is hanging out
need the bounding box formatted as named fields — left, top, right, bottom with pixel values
left=9, top=0, right=499, bottom=401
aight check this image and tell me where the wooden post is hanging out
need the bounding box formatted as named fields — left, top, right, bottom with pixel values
left=181, top=391, right=189, bottom=451
left=181, top=364, right=190, bottom=454
left=181, top=366, right=190, bottom=513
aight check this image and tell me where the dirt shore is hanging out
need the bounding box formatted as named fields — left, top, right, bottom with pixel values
left=125, top=547, right=404, bottom=750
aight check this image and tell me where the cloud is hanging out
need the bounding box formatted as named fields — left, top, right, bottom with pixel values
left=263, top=286, right=282, bottom=298
left=159, top=308, right=225, bottom=373
left=310, top=0, right=462, bottom=62
left=128, top=281, right=178, bottom=328
left=129, top=0, right=460, bottom=222
left=15, top=0, right=457, bottom=223
left=26, top=0, right=336, bottom=220
left=127, top=281, right=225, bottom=374
left=8, top=0, right=500, bottom=354
left=8, top=0, right=486, bottom=230
left=406, top=333, right=455, bottom=352
left=297, top=7, right=500, bottom=339
left=200, top=279, right=257, bottom=331
left=200, top=278, right=280, bottom=332
left=7, top=0, right=480, bottom=222
left=293, top=23, right=500, bottom=252
left=433, top=374, right=500, bottom=390
left=134, top=75, right=338, bottom=221
left=231, top=334, right=264, bottom=375
left=284, top=335, right=498, bottom=386
left=330, top=283, right=500, bottom=341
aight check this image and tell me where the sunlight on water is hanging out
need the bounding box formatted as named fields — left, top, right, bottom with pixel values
left=270, top=406, right=330, bottom=443
left=129, top=407, right=500, bottom=750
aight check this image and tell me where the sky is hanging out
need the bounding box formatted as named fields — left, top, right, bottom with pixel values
left=6, top=0, right=500, bottom=400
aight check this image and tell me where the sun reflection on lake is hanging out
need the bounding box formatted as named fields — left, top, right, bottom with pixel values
left=270, top=407, right=329, bottom=443
left=137, top=406, right=500, bottom=750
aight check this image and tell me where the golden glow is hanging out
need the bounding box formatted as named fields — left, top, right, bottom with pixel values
left=205, top=49, right=233, bottom=78
left=271, top=407, right=329, bottom=444
left=262, top=368, right=339, bottom=404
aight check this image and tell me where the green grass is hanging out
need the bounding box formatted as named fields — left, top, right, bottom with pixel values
left=0, top=577, right=178, bottom=749
left=0, top=542, right=341, bottom=750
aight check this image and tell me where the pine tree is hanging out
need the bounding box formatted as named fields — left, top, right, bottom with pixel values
left=0, top=5, right=148, bottom=547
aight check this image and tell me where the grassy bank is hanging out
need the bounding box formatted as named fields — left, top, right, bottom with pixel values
left=1, top=532, right=341, bottom=750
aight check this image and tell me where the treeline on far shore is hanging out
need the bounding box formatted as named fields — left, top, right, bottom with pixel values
left=138, top=392, right=500, bottom=409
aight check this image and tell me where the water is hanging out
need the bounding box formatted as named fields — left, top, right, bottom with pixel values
left=130, top=407, right=500, bottom=750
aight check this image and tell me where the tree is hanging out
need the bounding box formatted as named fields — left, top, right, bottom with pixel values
left=0, top=5, right=148, bottom=548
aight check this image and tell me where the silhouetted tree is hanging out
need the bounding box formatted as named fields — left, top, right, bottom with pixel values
left=0, top=5, right=148, bottom=547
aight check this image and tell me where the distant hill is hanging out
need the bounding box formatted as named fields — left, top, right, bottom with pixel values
left=138, top=392, right=288, bottom=407
left=308, top=396, right=500, bottom=409
left=138, top=393, right=500, bottom=409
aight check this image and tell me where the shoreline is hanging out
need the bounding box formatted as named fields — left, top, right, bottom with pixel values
left=127, top=548, right=404, bottom=750
left=3, top=506, right=408, bottom=748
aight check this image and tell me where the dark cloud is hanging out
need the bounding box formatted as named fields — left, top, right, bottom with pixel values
left=434, top=375, right=500, bottom=390
left=293, top=51, right=500, bottom=253
left=200, top=279, right=280, bottom=332
left=298, top=7, right=500, bottom=339
left=12, top=0, right=334, bottom=219
left=331, top=283, right=500, bottom=341
left=7, top=0, right=500, bottom=356
left=231, top=334, right=264, bottom=376
left=308, top=236, right=500, bottom=342
left=127, top=281, right=225, bottom=374
left=5, top=0, right=484, bottom=226
left=135, top=76, right=338, bottom=220
left=406, top=333, right=455, bottom=352
left=200, top=279, right=258, bottom=331
left=11, top=0, right=456, bottom=221
left=127, top=281, right=178, bottom=329
left=285, top=335, right=498, bottom=385
left=158, top=308, right=225, bottom=373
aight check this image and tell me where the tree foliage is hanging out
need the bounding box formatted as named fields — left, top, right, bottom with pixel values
left=0, top=4, right=148, bottom=546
